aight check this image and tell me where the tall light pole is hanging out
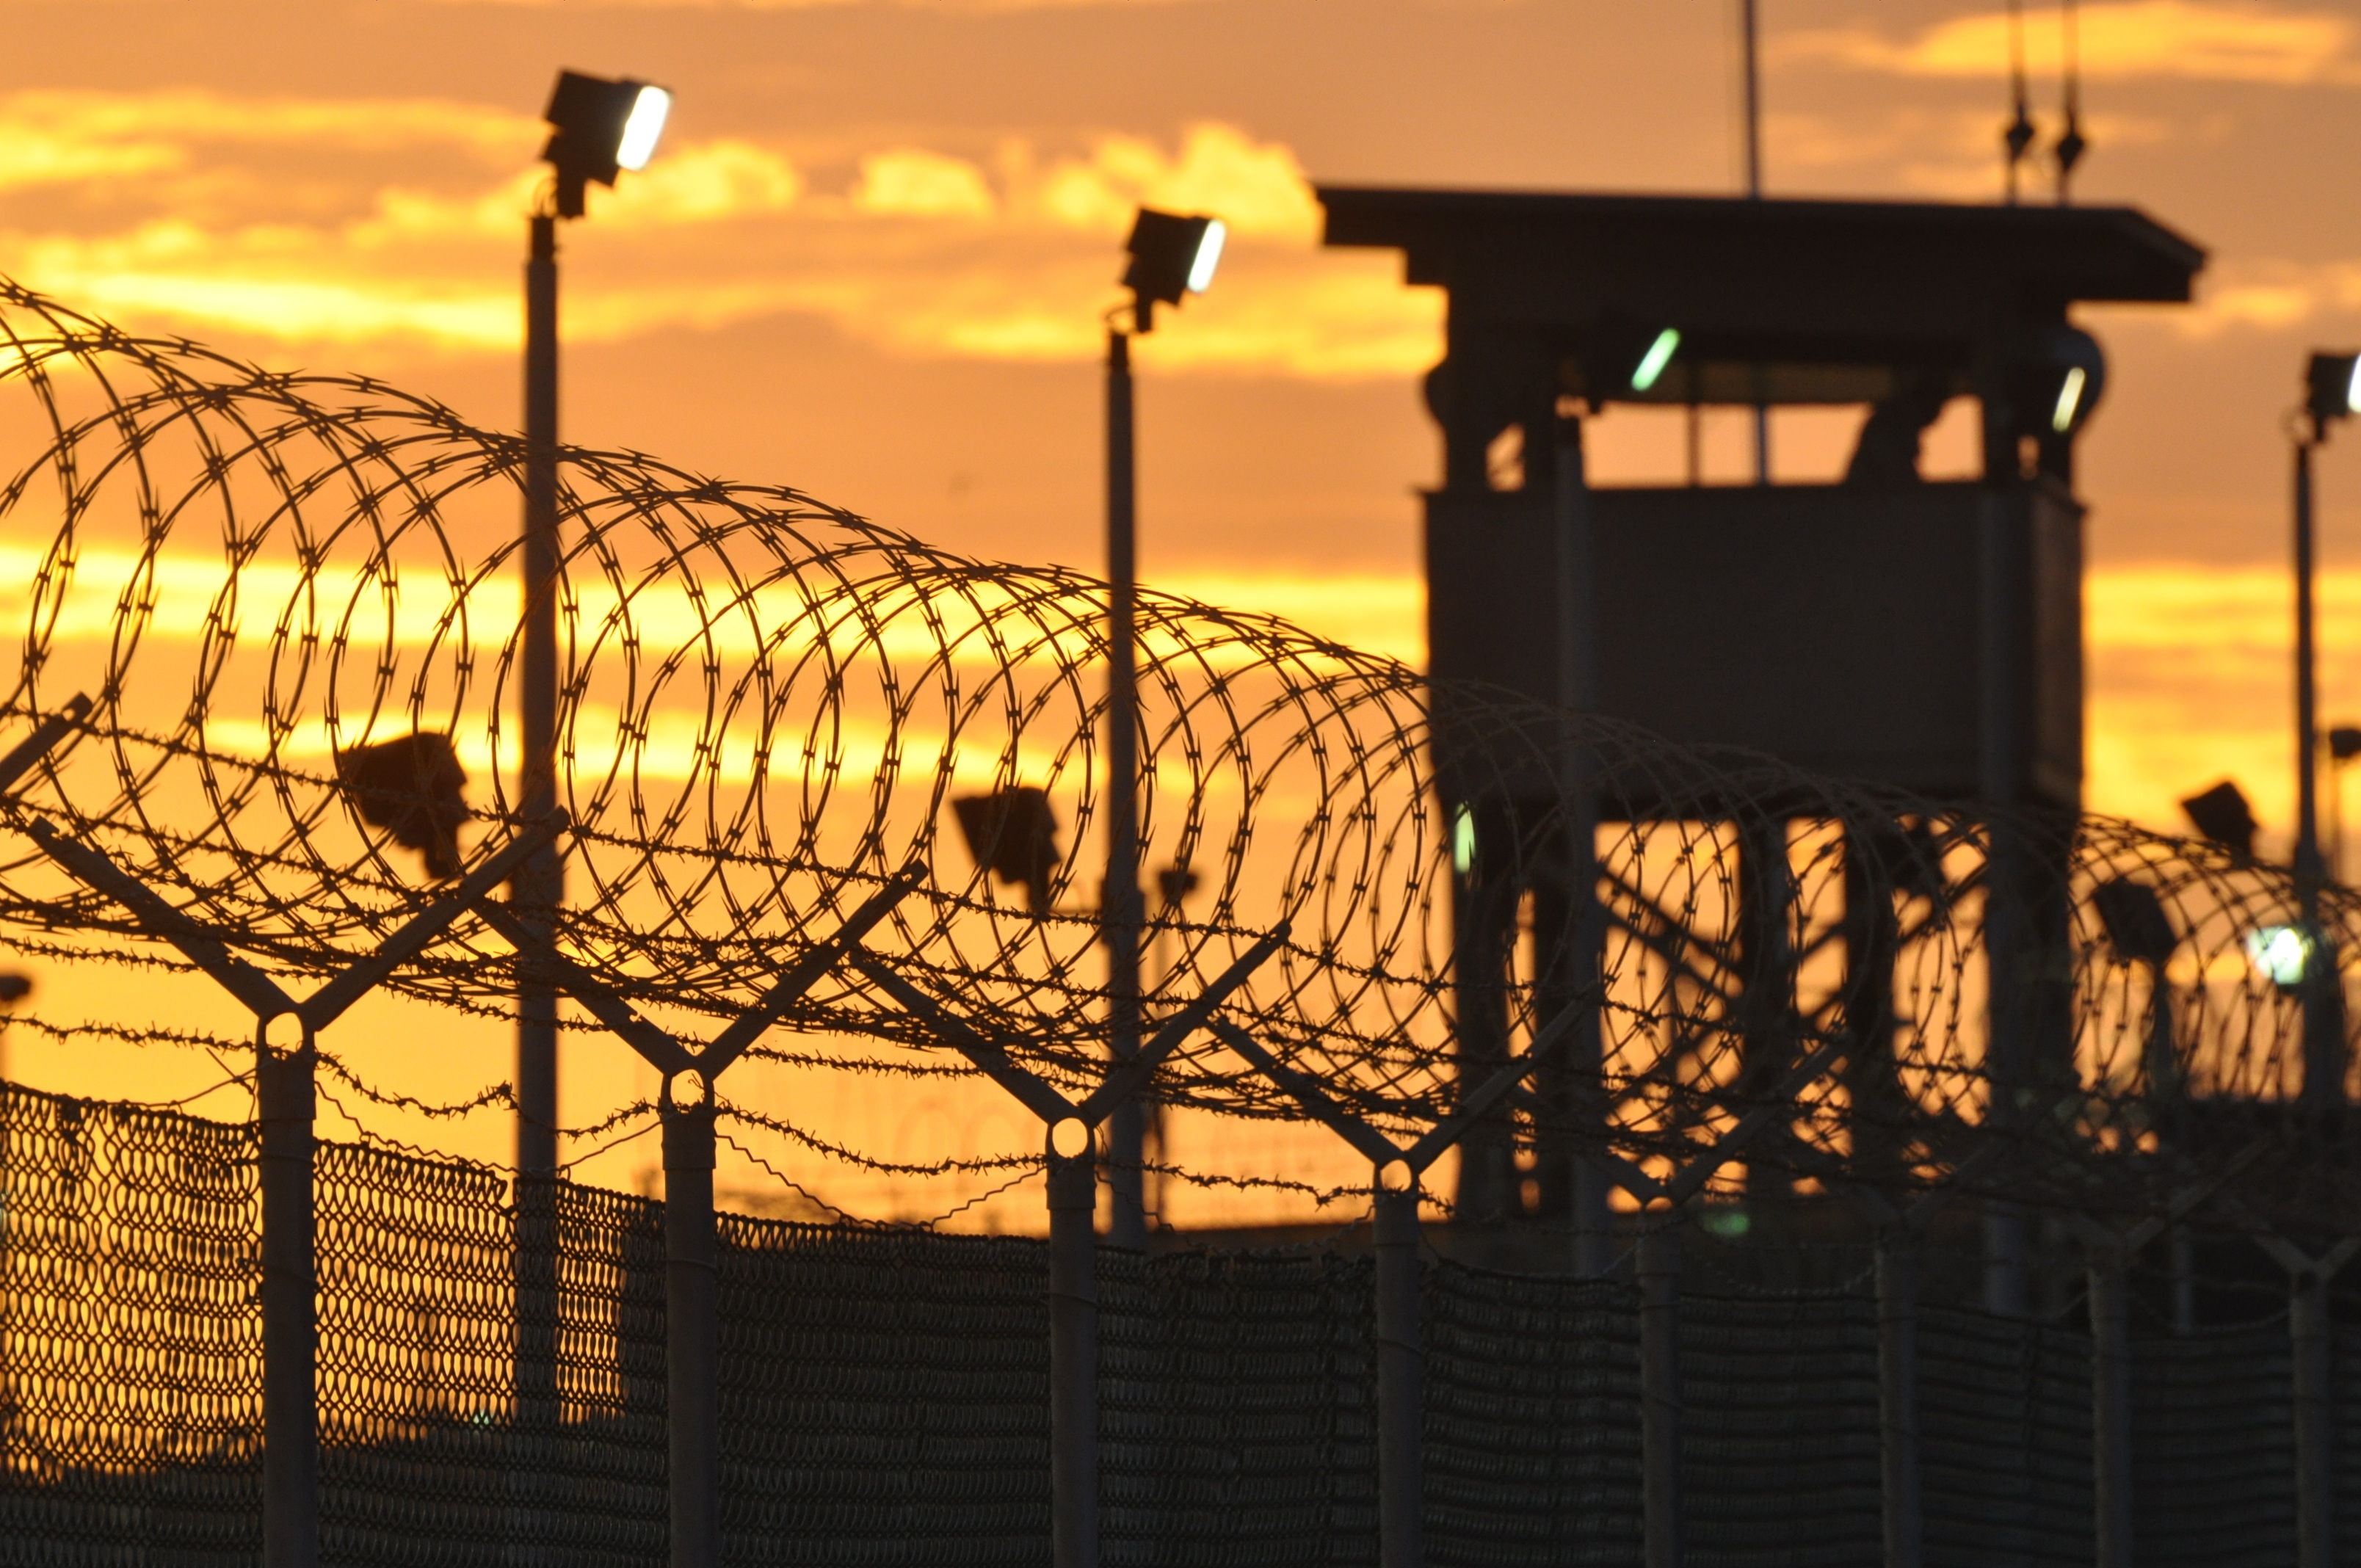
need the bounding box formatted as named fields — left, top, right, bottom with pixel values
left=1103, top=208, right=1224, bottom=1251
left=518, top=70, right=671, bottom=1174
left=2294, top=351, right=2357, bottom=1111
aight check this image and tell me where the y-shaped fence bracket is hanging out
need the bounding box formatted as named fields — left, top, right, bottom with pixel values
left=1212, top=1003, right=1581, bottom=1568
left=2053, top=1148, right=2262, bottom=1568
left=1828, top=1135, right=2031, bottom=1568
left=1534, top=1031, right=1853, bottom=1568
left=846, top=924, right=1287, bottom=1568
left=2213, top=1188, right=2360, bottom=1568
left=0, top=694, right=565, bottom=1568
left=460, top=865, right=924, bottom=1568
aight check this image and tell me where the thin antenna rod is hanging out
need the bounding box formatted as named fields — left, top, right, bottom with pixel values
left=1741, top=0, right=1763, bottom=198
left=2004, top=0, right=2034, bottom=203
left=2056, top=0, right=2088, bottom=205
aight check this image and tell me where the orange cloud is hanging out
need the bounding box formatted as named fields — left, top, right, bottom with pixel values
left=1780, top=1, right=2359, bottom=84
left=0, top=97, right=1435, bottom=377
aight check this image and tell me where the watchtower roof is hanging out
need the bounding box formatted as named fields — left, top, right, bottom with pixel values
left=1320, top=187, right=2205, bottom=402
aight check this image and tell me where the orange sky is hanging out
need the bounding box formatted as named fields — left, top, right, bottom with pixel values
left=8, top=0, right=2361, bottom=1221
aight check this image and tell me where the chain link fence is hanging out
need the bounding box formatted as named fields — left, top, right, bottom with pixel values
left=4, top=1080, right=2351, bottom=1568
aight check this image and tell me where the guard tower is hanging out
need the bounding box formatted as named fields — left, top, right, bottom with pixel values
left=1321, top=189, right=2205, bottom=1275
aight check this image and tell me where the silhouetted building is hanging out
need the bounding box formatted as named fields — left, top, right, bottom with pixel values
left=1321, top=189, right=2205, bottom=1255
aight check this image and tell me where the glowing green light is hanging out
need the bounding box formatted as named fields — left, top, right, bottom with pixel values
left=1630, top=328, right=1680, bottom=393
left=2246, top=923, right=2311, bottom=987
left=2050, top=365, right=2087, bottom=434
left=1451, top=805, right=1476, bottom=876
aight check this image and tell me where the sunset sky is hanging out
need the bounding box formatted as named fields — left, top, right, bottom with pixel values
left=7, top=0, right=2361, bottom=1216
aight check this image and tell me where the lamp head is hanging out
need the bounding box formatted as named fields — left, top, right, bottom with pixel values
left=1565, top=317, right=1686, bottom=403
left=2014, top=322, right=2106, bottom=440
left=541, top=70, right=671, bottom=219
left=2091, top=877, right=2177, bottom=968
left=2179, top=778, right=2259, bottom=861
left=1121, top=208, right=1224, bottom=332
left=2309, top=352, right=2361, bottom=433
left=950, top=786, right=1062, bottom=915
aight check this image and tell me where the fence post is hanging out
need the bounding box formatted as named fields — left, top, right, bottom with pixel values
left=1375, top=1171, right=1424, bottom=1568
left=661, top=1075, right=720, bottom=1568
left=1875, top=1226, right=1921, bottom=1568
left=2230, top=1219, right=2354, bottom=1568
left=258, top=1014, right=317, bottom=1568
left=1639, top=1211, right=1682, bottom=1568
left=2293, top=1257, right=2335, bottom=1568
left=2086, top=1240, right=2132, bottom=1568
left=1047, top=1127, right=1099, bottom=1568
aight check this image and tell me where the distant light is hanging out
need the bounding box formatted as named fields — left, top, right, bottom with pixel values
left=1451, top=805, right=1476, bottom=876
left=2246, top=924, right=2313, bottom=988
left=1186, top=219, right=1225, bottom=294
left=1123, top=208, right=1225, bottom=327
left=615, top=86, right=670, bottom=173
left=1631, top=328, right=1681, bottom=393
left=2307, top=352, right=2361, bottom=427
left=2050, top=365, right=2087, bottom=434
left=1700, top=1207, right=1751, bottom=1239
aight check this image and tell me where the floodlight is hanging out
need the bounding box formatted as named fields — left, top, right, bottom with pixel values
left=2333, top=725, right=2361, bottom=762
left=2018, top=323, right=2105, bottom=439
left=950, top=787, right=1062, bottom=915
left=2180, top=779, right=2258, bottom=860
left=2309, top=352, right=2361, bottom=429
left=541, top=70, right=672, bottom=219
left=1122, top=208, right=1224, bottom=330
left=1631, top=328, right=1681, bottom=394
left=2246, top=923, right=2315, bottom=990
left=335, top=732, right=471, bottom=881
left=0, top=973, right=30, bottom=1005
left=2091, top=877, right=2177, bottom=968
left=1451, top=804, right=1477, bottom=876
left=2050, top=366, right=2087, bottom=434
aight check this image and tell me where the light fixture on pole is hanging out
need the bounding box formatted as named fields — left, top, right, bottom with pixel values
left=517, top=68, right=670, bottom=1177
left=2290, top=350, right=2357, bottom=1110
left=2329, top=724, right=2361, bottom=882
left=1102, top=206, right=1223, bottom=1257
left=515, top=69, right=669, bottom=1554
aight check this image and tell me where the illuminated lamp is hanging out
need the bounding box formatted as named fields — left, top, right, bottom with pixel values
left=1122, top=208, right=1225, bottom=333
left=2308, top=352, right=2361, bottom=429
left=1630, top=327, right=1682, bottom=393
left=2020, top=323, right=2106, bottom=438
left=2246, top=923, right=2318, bottom=992
left=541, top=70, right=672, bottom=219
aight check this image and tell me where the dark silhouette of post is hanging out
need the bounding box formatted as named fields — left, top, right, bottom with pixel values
left=0, top=700, right=558, bottom=1568
left=1216, top=1012, right=1577, bottom=1568
left=468, top=867, right=920, bottom=1568
left=852, top=926, right=1281, bottom=1568
left=1103, top=325, right=1146, bottom=1251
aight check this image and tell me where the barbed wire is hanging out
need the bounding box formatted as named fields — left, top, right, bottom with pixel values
left=1, top=279, right=2358, bottom=1236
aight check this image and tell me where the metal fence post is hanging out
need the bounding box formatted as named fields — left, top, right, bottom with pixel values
left=2086, top=1241, right=2132, bottom=1568
left=2292, top=1258, right=2335, bottom=1568
left=258, top=1014, right=318, bottom=1568
left=1639, top=1213, right=1682, bottom=1568
left=2232, top=1223, right=2357, bottom=1568
left=1875, top=1227, right=1921, bottom=1568
left=662, top=1076, right=720, bottom=1568
left=1047, top=1130, right=1099, bottom=1568
left=1375, top=1173, right=1424, bottom=1568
